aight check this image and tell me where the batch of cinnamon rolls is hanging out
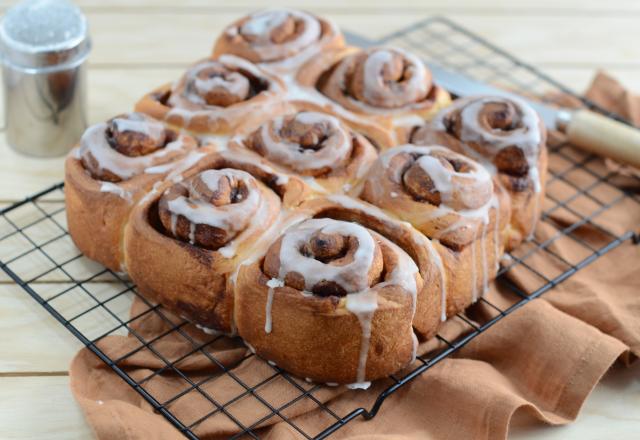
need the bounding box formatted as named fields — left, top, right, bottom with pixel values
left=65, top=9, right=547, bottom=387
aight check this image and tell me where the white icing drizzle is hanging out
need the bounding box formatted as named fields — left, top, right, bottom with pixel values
left=416, top=154, right=489, bottom=208
left=272, top=214, right=419, bottom=385
left=278, top=219, right=376, bottom=293
left=195, top=324, right=224, bottom=336
left=79, top=123, right=190, bottom=181
left=198, top=134, right=230, bottom=150
left=470, top=227, right=478, bottom=303
left=264, top=278, right=284, bottom=334
left=346, top=289, right=377, bottom=384
left=228, top=211, right=307, bottom=289
left=167, top=170, right=260, bottom=231
left=411, top=331, right=419, bottom=363
left=139, top=181, right=164, bottom=206
left=528, top=165, right=541, bottom=240
left=99, top=182, right=132, bottom=203
left=428, top=238, right=448, bottom=322
left=346, top=381, right=371, bottom=390
left=217, top=149, right=292, bottom=191
left=165, top=151, right=208, bottom=183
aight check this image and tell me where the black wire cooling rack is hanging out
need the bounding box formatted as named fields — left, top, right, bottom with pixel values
left=1, top=16, right=639, bottom=440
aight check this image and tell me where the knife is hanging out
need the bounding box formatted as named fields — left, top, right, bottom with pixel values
left=345, top=31, right=640, bottom=168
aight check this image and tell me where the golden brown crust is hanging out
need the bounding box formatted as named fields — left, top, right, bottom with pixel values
left=235, top=205, right=424, bottom=383
left=134, top=56, right=292, bottom=135
left=236, top=261, right=415, bottom=383
left=64, top=115, right=199, bottom=272
left=124, top=152, right=299, bottom=333
left=125, top=194, right=235, bottom=330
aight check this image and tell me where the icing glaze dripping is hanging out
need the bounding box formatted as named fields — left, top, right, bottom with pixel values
left=264, top=278, right=284, bottom=334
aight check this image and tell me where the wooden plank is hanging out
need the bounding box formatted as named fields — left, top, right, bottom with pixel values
left=0, top=376, right=94, bottom=440
left=0, top=284, right=84, bottom=373
left=3, top=0, right=640, bottom=13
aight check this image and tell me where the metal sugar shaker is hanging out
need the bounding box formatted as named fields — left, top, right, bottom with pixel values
left=0, top=0, right=91, bottom=157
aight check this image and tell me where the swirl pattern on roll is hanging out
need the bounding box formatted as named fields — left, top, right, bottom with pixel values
left=79, top=112, right=197, bottom=182
left=264, top=218, right=383, bottom=296
left=361, top=145, right=495, bottom=249
left=158, top=168, right=272, bottom=254
left=319, top=47, right=436, bottom=114
left=168, top=56, right=280, bottom=111
left=244, top=111, right=367, bottom=177
left=259, top=217, right=421, bottom=383
left=414, top=96, right=543, bottom=182
left=215, top=9, right=342, bottom=67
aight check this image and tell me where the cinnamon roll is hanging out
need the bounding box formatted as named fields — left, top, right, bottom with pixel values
left=213, top=9, right=344, bottom=76
left=233, top=111, right=377, bottom=193
left=411, top=96, right=547, bottom=248
left=316, top=47, right=451, bottom=149
left=135, top=55, right=290, bottom=137
left=359, top=145, right=511, bottom=313
left=64, top=112, right=198, bottom=272
left=124, top=152, right=305, bottom=333
left=235, top=214, right=424, bottom=384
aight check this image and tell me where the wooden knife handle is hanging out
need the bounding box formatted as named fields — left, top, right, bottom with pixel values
left=565, top=109, right=640, bottom=168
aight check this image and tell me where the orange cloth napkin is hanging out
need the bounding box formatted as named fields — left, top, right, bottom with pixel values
left=69, top=73, right=640, bottom=440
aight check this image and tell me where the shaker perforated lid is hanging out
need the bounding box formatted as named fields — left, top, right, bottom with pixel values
left=0, top=0, right=90, bottom=71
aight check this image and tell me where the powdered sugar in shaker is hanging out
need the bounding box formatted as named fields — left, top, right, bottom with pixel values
left=0, top=0, right=91, bottom=156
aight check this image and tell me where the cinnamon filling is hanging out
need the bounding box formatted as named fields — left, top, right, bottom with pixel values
left=158, top=169, right=259, bottom=250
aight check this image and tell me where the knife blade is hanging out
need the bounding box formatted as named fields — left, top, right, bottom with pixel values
left=344, top=30, right=640, bottom=168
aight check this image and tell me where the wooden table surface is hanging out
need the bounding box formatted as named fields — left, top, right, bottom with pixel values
left=1, top=1, right=639, bottom=439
